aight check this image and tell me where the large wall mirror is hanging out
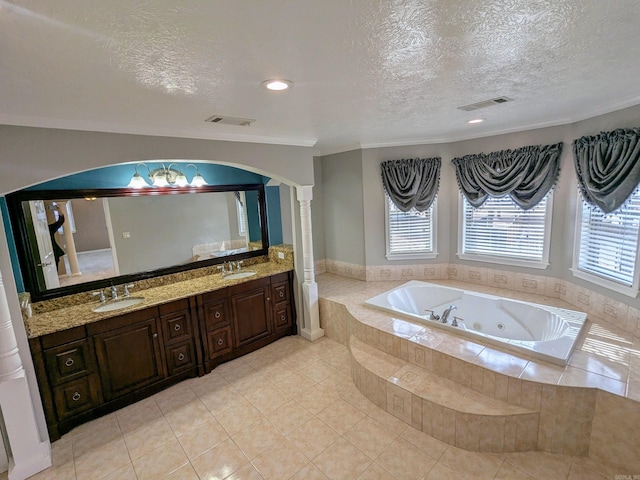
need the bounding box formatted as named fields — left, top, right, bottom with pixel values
left=7, top=184, right=269, bottom=301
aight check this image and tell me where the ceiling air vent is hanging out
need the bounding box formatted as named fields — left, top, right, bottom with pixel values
left=205, top=115, right=255, bottom=126
left=457, top=97, right=513, bottom=112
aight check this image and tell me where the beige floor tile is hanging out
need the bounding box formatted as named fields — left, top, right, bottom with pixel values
left=177, top=418, right=229, bottom=460
left=313, top=438, right=372, bottom=480
left=559, top=366, right=627, bottom=395
left=232, top=417, right=287, bottom=460
left=344, top=417, right=398, bottom=459
left=567, top=457, right=619, bottom=480
left=425, top=462, right=468, bottom=480
left=503, top=451, right=572, bottom=480
left=286, top=417, right=340, bottom=460
left=367, top=408, right=409, bottom=436
left=227, top=462, right=266, bottom=480
left=319, top=371, right=356, bottom=397
left=123, top=417, right=176, bottom=460
left=164, top=463, right=200, bottom=480
left=191, top=438, right=249, bottom=480
left=297, top=358, right=340, bottom=383
left=399, top=424, right=448, bottom=459
left=355, top=463, right=396, bottom=480
left=102, top=463, right=137, bottom=480
left=276, top=371, right=318, bottom=397
left=340, top=383, right=377, bottom=414
left=154, top=382, right=198, bottom=414
left=244, top=383, right=291, bottom=415
left=252, top=439, right=309, bottom=480
left=115, top=398, right=164, bottom=435
left=317, top=398, right=366, bottom=434
left=50, top=437, right=74, bottom=468
left=199, top=383, right=244, bottom=416
left=290, top=462, right=331, bottom=480
left=71, top=414, right=123, bottom=459
left=231, top=371, right=273, bottom=396
left=131, top=437, right=189, bottom=480
left=164, top=398, right=215, bottom=436
left=438, top=446, right=504, bottom=480
left=74, top=438, right=131, bottom=480
left=27, top=463, right=76, bottom=480
left=215, top=358, right=257, bottom=383
left=295, top=384, right=341, bottom=415
left=215, top=398, right=264, bottom=435
left=494, top=462, right=537, bottom=480
left=257, top=359, right=297, bottom=383
left=267, top=399, right=314, bottom=435
left=376, top=437, right=437, bottom=480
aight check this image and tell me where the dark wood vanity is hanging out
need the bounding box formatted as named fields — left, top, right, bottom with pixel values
left=28, top=270, right=296, bottom=440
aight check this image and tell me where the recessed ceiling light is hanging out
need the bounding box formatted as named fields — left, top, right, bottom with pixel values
left=467, top=118, right=485, bottom=124
left=261, top=79, right=294, bottom=91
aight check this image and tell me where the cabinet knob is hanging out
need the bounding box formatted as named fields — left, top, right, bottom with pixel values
left=72, top=392, right=81, bottom=402
left=153, top=333, right=158, bottom=338
left=214, top=311, right=221, bottom=319
left=267, top=298, right=270, bottom=301
left=217, top=338, right=224, bottom=346
left=178, top=353, right=185, bottom=361
left=281, top=315, right=286, bottom=321
left=279, top=291, right=284, bottom=298
left=174, top=324, right=181, bottom=331
left=65, top=358, right=74, bottom=367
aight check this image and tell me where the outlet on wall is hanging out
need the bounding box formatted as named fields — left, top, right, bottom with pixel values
left=122, top=232, right=131, bottom=239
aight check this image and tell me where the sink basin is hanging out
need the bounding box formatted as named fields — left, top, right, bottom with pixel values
left=225, top=271, right=257, bottom=280
left=92, top=297, right=145, bottom=313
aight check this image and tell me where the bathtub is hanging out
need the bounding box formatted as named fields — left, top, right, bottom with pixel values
left=364, top=281, right=587, bottom=365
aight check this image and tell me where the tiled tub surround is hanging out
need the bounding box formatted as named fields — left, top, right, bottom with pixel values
left=319, top=260, right=640, bottom=338
left=364, top=281, right=587, bottom=365
left=317, top=274, right=640, bottom=473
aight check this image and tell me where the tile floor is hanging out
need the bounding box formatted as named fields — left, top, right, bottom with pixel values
left=17, top=336, right=622, bottom=480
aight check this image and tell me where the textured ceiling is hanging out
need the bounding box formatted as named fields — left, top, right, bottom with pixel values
left=1, top=0, right=639, bottom=153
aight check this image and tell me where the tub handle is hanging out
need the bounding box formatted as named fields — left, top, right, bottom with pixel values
left=424, top=309, right=440, bottom=321
left=452, top=316, right=464, bottom=328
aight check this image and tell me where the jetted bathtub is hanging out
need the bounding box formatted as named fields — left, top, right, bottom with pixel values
left=364, top=281, right=587, bottom=365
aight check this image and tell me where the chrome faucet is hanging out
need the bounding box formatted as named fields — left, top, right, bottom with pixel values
left=440, top=305, right=457, bottom=324
left=110, top=284, right=119, bottom=300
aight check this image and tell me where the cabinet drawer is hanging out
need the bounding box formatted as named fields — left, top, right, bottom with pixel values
left=44, top=339, right=94, bottom=386
left=207, top=327, right=233, bottom=358
left=160, top=310, right=192, bottom=345
left=165, top=342, right=196, bottom=376
left=274, top=305, right=292, bottom=332
left=272, top=282, right=290, bottom=305
left=204, top=301, right=229, bottom=330
left=52, top=375, right=101, bottom=421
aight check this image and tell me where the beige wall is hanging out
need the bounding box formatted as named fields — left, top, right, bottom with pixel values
left=69, top=199, right=111, bottom=252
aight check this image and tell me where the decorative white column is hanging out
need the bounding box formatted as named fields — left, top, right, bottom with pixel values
left=0, top=272, right=51, bottom=479
left=57, top=201, right=81, bottom=276
left=296, top=186, right=324, bottom=341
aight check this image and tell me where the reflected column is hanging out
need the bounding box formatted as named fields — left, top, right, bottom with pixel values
left=57, top=201, right=81, bottom=277
left=296, top=186, right=324, bottom=341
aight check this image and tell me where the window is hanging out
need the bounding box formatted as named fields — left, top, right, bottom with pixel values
left=572, top=188, right=640, bottom=295
left=385, top=195, right=436, bottom=259
left=458, top=194, right=552, bottom=268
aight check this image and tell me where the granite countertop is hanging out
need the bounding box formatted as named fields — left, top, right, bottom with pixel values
left=26, top=261, right=293, bottom=339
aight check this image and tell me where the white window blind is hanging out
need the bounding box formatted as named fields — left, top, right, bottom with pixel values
left=386, top=195, right=435, bottom=258
left=461, top=195, right=549, bottom=262
left=576, top=188, right=640, bottom=287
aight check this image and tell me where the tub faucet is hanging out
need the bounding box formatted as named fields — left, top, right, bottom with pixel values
left=441, top=305, right=457, bottom=324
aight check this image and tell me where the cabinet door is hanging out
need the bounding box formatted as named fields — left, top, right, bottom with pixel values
left=93, top=317, right=165, bottom=401
left=231, top=286, right=272, bottom=347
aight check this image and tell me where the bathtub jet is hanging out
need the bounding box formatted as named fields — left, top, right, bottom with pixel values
left=364, top=280, right=587, bottom=366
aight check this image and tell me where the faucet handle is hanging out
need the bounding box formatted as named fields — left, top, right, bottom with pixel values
left=236, top=260, right=243, bottom=271
left=217, top=265, right=226, bottom=276
left=92, top=291, right=106, bottom=303
left=123, top=284, right=135, bottom=297
left=425, top=309, right=440, bottom=321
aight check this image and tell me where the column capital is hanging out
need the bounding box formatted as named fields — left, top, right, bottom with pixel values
left=296, top=185, right=313, bottom=202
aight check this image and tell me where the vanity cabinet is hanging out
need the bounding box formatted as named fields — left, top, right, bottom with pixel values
left=30, top=270, right=295, bottom=440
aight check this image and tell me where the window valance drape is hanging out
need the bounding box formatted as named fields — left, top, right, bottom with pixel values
left=573, top=128, right=640, bottom=214
left=452, top=142, right=563, bottom=210
left=380, top=157, right=441, bottom=212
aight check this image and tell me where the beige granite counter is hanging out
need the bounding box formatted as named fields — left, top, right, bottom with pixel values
left=26, top=260, right=293, bottom=339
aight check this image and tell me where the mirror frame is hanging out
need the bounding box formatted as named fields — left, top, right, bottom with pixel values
left=6, top=184, right=270, bottom=302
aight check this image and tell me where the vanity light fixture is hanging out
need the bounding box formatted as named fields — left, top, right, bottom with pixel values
left=261, top=79, right=294, bottom=91
left=467, top=118, right=485, bottom=124
left=127, top=163, right=208, bottom=188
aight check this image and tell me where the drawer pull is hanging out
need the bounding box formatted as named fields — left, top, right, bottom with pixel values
left=214, top=311, right=221, bottom=319
left=65, top=358, right=74, bottom=367
left=217, top=338, right=224, bottom=346
left=178, top=353, right=185, bottom=361
left=279, top=291, right=284, bottom=298
left=72, top=392, right=81, bottom=402
left=174, top=324, right=181, bottom=331
left=153, top=333, right=158, bottom=338
left=281, top=315, right=286, bottom=321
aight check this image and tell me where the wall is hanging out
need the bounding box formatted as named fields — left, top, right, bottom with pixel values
left=69, top=199, right=111, bottom=252
left=321, top=149, right=365, bottom=265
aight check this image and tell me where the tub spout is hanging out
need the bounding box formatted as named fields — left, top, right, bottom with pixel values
left=441, top=305, right=457, bottom=324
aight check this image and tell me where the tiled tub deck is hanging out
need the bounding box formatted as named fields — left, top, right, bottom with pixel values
left=317, top=274, right=640, bottom=474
